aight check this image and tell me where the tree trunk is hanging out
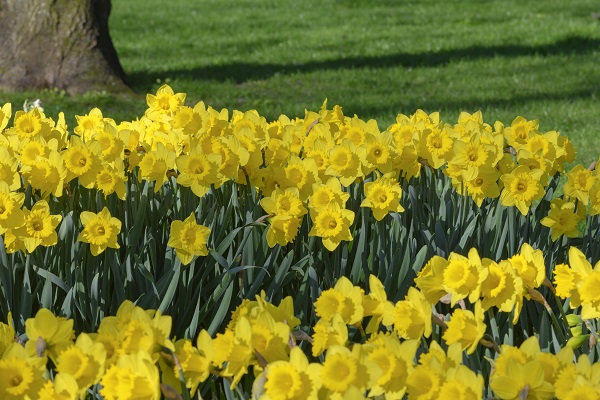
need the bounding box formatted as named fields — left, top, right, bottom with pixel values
left=0, top=0, right=128, bottom=95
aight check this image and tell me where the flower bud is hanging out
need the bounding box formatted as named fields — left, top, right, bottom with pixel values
left=566, top=314, right=583, bottom=327
left=570, top=325, right=583, bottom=337
left=567, top=334, right=590, bottom=349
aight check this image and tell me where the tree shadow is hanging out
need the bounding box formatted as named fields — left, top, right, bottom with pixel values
left=349, top=86, right=599, bottom=118
left=127, top=35, right=600, bottom=89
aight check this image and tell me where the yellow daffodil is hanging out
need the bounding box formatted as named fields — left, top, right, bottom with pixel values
left=406, top=364, right=442, bottom=400
left=74, top=107, right=106, bottom=141
left=442, top=249, right=488, bottom=306
left=138, top=142, right=176, bottom=192
left=20, top=149, right=67, bottom=198
left=552, top=247, right=600, bottom=318
left=62, top=135, right=103, bottom=187
left=212, top=135, right=250, bottom=185
left=0, top=185, right=25, bottom=235
left=361, top=174, right=404, bottom=221
left=438, top=365, right=484, bottom=400
left=212, top=318, right=253, bottom=388
left=0, top=103, right=11, bottom=131
left=176, top=146, right=221, bottom=198
left=56, top=333, right=106, bottom=398
left=167, top=212, right=211, bottom=265
left=25, top=308, right=74, bottom=362
left=0, top=343, right=47, bottom=400
left=500, top=165, right=546, bottom=215
left=264, top=137, right=291, bottom=168
left=320, top=344, right=378, bottom=398
left=553, top=263, right=580, bottom=300
left=314, top=276, right=364, bottom=325
left=93, top=122, right=126, bottom=163
left=357, top=131, right=395, bottom=175
left=590, top=182, right=600, bottom=216
left=366, top=334, right=417, bottom=399
left=8, top=108, right=52, bottom=140
left=418, top=340, right=462, bottom=374
left=77, top=207, right=121, bottom=256
left=0, top=312, right=15, bottom=358
left=308, top=203, right=354, bottom=251
left=563, top=164, right=596, bottom=205
left=249, top=311, right=290, bottom=365
left=442, top=301, right=486, bottom=354
left=261, top=187, right=307, bottom=218
left=311, top=313, right=348, bottom=357
left=160, top=331, right=214, bottom=396
left=14, top=200, right=62, bottom=254
left=390, top=287, right=432, bottom=340
left=336, top=115, right=376, bottom=147
left=145, top=84, right=186, bottom=120
left=0, top=146, right=21, bottom=191
left=464, top=166, right=501, bottom=207
left=265, top=215, right=303, bottom=247
left=363, top=275, right=394, bottom=334
left=503, top=116, right=539, bottom=148
left=100, top=350, right=161, bottom=400
left=258, top=347, right=322, bottom=400
left=326, top=140, right=363, bottom=187
left=95, top=158, right=127, bottom=200
left=414, top=255, right=449, bottom=304
left=480, top=259, right=523, bottom=313
left=37, top=373, right=79, bottom=400
left=95, top=300, right=173, bottom=366
left=304, top=139, right=333, bottom=182
left=491, top=358, right=554, bottom=400
left=280, top=156, right=321, bottom=201
left=308, top=178, right=349, bottom=211
left=508, top=243, right=546, bottom=290
left=554, top=353, right=600, bottom=399
left=418, top=125, right=454, bottom=169
left=541, top=198, right=585, bottom=241
left=450, top=134, right=498, bottom=180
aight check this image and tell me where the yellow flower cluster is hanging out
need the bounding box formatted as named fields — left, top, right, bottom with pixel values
left=1, top=85, right=597, bottom=257
left=489, top=335, right=600, bottom=399
left=416, top=243, right=549, bottom=325
left=3, top=249, right=600, bottom=399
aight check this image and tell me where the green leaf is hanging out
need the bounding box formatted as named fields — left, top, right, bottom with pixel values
left=266, top=250, right=294, bottom=298
left=31, top=266, right=70, bottom=294
left=208, top=278, right=234, bottom=336
left=158, top=263, right=181, bottom=313
left=457, top=215, right=479, bottom=252
left=40, top=276, right=53, bottom=309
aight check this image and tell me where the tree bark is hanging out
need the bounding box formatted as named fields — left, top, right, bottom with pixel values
left=0, top=0, right=128, bottom=95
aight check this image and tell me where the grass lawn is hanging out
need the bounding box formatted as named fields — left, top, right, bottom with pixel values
left=1, top=0, right=599, bottom=164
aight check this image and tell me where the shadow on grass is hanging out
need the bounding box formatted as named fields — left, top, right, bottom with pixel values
left=127, top=35, right=600, bottom=88
left=347, top=86, right=599, bottom=118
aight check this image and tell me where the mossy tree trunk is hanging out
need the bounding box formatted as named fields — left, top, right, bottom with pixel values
left=0, top=0, right=128, bottom=94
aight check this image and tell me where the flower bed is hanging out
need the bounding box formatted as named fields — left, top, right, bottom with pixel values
left=0, top=85, right=599, bottom=398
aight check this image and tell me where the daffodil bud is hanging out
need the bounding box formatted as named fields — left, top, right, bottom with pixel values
left=566, top=314, right=583, bottom=327
left=479, top=338, right=496, bottom=348
left=570, top=325, right=583, bottom=337
left=566, top=334, right=589, bottom=349
left=527, top=288, right=548, bottom=308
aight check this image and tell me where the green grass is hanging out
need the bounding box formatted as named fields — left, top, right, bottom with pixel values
left=1, top=0, right=599, bottom=164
